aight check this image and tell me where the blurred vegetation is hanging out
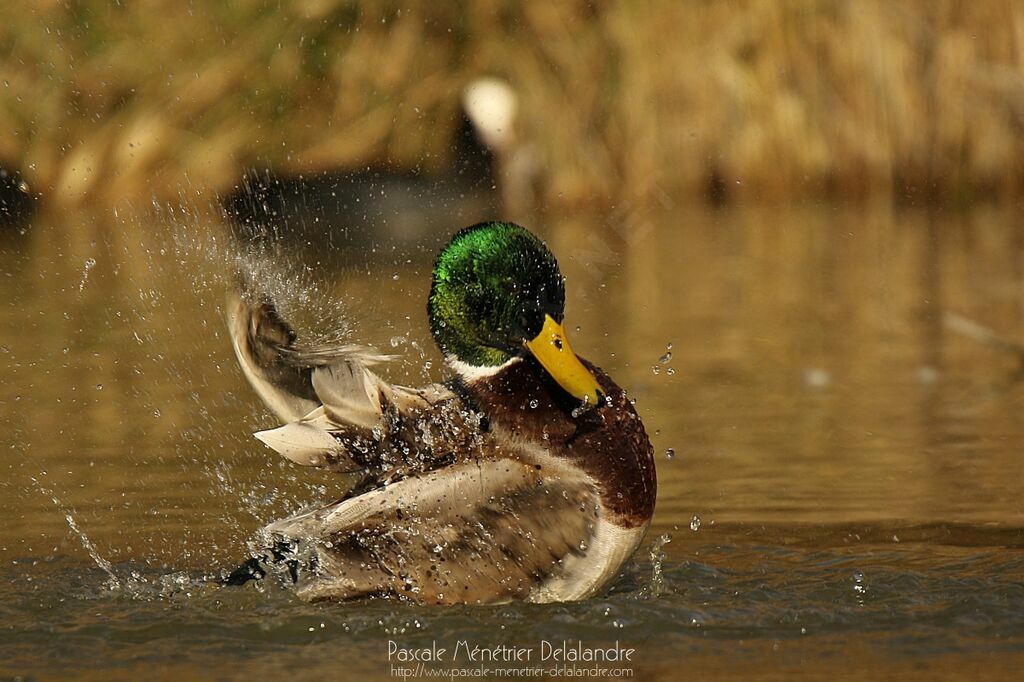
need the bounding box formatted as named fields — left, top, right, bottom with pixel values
left=3, top=0, right=1024, bottom=209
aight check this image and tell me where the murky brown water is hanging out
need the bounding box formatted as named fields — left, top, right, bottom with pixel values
left=2, top=202, right=1023, bottom=679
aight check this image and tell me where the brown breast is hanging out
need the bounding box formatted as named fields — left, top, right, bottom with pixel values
left=468, top=357, right=657, bottom=528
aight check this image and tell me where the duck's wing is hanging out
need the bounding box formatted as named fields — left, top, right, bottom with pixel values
left=262, top=457, right=600, bottom=604
left=226, top=281, right=393, bottom=424
left=227, top=278, right=477, bottom=475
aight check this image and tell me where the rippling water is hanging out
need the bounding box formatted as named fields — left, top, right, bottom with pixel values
left=2, top=203, right=1023, bottom=679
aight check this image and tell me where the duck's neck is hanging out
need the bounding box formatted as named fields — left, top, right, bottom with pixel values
left=458, top=354, right=587, bottom=440
left=447, top=355, right=523, bottom=385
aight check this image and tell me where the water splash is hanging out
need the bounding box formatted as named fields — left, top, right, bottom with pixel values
left=653, top=342, right=674, bottom=376
left=78, top=257, right=97, bottom=292
left=639, top=533, right=673, bottom=598
left=160, top=201, right=358, bottom=348
left=31, top=478, right=120, bottom=589
left=852, top=569, right=868, bottom=605
left=61, top=510, right=120, bottom=589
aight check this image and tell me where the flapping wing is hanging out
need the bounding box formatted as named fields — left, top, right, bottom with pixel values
left=252, top=375, right=481, bottom=474
left=226, top=280, right=392, bottom=423
left=262, top=457, right=600, bottom=604
left=227, top=277, right=476, bottom=475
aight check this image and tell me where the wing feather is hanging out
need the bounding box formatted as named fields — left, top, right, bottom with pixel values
left=262, top=458, right=599, bottom=604
left=311, top=363, right=382, bottom=431
left=228, top=276, right=465, bottom=475
left=253, top=412, right=345, bottom=467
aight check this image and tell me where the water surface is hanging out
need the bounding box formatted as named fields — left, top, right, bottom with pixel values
left=1, top=203, right=1023, bottom=679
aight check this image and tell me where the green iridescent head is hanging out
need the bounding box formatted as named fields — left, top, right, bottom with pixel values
left=428, top=222, right=564, bottom=367
left=429, top=222, right=604, bottom=403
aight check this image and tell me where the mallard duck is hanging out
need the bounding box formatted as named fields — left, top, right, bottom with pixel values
left=225, top=221, right=656, bottom=604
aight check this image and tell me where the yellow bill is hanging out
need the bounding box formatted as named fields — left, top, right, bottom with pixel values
left=525, top=314, right=604, bottom=405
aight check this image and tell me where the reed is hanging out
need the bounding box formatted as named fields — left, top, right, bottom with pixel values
left=3, top=1, right=1024, bottom=209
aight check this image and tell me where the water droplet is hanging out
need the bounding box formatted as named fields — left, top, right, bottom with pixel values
left=79, top=258, right=97, bottom=292
left=95, top=384, right=103, bottom=391
left=689, top=514, right=701, bottom=531
left=528, top=399, right=538, bottom=409
left=664, top=448, right=676, bottom=461
left=852, top=570, right=867, bottom=596
left=658, top=352, right=672, bottom=364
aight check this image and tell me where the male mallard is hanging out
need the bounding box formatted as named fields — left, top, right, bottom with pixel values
left=226, top=221, right=656, bottom=604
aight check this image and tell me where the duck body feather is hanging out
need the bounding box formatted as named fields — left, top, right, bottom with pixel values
left=226, top=282, right=655, bottom=604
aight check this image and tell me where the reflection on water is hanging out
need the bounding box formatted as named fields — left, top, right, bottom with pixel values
left=1, top=203, right=1023, bottom=677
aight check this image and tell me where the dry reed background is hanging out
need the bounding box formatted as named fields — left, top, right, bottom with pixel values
left=3, top=0, right=1024, bottom=209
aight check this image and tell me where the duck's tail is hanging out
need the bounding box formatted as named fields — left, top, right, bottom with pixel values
left=226, top=275, right=392, bottom=423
